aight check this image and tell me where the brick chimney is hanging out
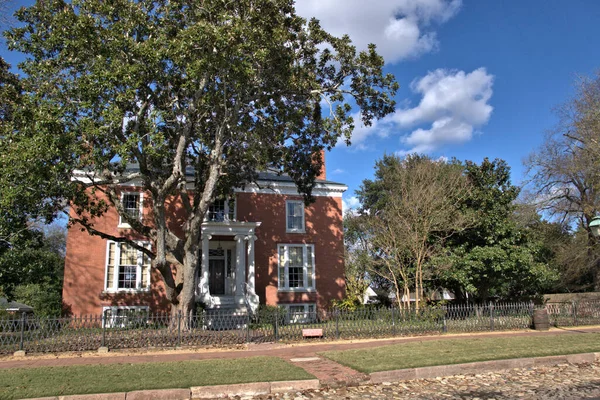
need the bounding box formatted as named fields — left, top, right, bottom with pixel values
left=317, top=149, right=326, bottom=180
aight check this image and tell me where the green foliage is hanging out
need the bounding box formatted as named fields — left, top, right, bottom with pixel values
left=438, top=158, right=557, bottom=301
left=1, top=0, right=398, bottom=311
left=12, top=283, right=63, bottom=317
left=0, top=224, right=66, bottom=316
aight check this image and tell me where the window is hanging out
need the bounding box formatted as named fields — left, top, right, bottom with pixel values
left=207, top=198, right=236, bottom=222
left=102, top=306, right=149, bottom=328
left=283, top=304, right=316, bottom=324
left=286, top=201, right=305, bottom=232
left=119, top=192, right=143, bottom=227
left=278, top=244, right=315, bottom=291
left=105, top=242, right=151, bottom=291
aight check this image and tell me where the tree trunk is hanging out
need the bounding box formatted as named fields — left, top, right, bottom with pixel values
left=171, top=250, right=199, bottom=329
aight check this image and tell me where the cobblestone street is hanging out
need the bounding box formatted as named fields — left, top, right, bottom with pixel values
left=257, top=362, right=600, bottom=400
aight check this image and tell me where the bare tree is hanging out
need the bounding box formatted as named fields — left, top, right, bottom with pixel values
left=358, top=155, right=473, bottom=310
left=525, top=72, right=600, bottom=289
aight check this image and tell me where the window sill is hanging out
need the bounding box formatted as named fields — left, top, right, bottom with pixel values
left=285, top=230, right=306, bottom=234
left=117, top=223, right=133, bottom=229
left=278, top=288, right=316, bottom=293
left=102, top=289, right=150, bottom=294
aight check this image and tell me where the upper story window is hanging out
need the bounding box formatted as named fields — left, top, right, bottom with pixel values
left=105, top=241, right=151, bottom=292
left=286, top=200, right=305, bottom=233
left=119, top=192, right=143, bottom=227
left=278, top=244, right=315, bottom=291
left=207, top=198, right=236, bottom=222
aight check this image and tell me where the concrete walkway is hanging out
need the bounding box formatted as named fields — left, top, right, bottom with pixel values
left=2, top=326, right=600, bottom=388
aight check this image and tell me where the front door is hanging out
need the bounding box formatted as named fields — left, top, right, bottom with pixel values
left=209, top=259, right=225, bottom=295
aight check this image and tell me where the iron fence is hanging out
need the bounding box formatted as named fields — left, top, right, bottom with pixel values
left=0, top=300, right=596, bottom=355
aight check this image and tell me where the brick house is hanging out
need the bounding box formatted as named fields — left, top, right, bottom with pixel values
left=62, top=156, right=347, bottom=316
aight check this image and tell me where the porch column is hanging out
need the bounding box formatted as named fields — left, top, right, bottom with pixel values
left=246, top=235, right=259, bottom=311
left=200, top=233, right=212, bottom=305
left=234, top=234, right=246, bottom=304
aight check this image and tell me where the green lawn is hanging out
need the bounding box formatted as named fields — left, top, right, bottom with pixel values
left=0, top=356, right=314, bottom=400
left=320, top=332, right=600, bottom=373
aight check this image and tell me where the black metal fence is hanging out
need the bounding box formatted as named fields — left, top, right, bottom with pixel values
left=0, top=301, right=594, bottom=355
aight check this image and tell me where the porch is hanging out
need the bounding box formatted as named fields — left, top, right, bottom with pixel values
left=196, top=222, right=261, bottom=312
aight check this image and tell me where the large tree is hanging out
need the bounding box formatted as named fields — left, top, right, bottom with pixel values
left=356, top=155, right=473, bottom=310
left=439, top=159, right=556, bottom=302
left=1, top=0, right=398, bottom=317
left=525, top=72, right=600, bottom=289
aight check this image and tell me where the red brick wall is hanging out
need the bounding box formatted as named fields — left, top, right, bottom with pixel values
left=236, top=192, right=345, bottom=310
left=63, top=187, right=345, bottom=315
left=62, top=189, right=170, bottom=316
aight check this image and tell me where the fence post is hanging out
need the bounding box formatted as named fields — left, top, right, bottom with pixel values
left=19, top=312, right=26, bottom=351
left=101, top=310, right=107, bottom=348
left=442, top=306, right=447, bottom=333
left=335, top=309, right=340, bottom=339
left=177, top=310, right=182, bottom=347
left=274, top=307, right=279, bottom=342
left=489, top=301, right=495, bottom=331
left=246, top=312, right=250, bottom=343
left=572, top=301, right=578, bottom=326
left=391, top=307, right=396, bottom=336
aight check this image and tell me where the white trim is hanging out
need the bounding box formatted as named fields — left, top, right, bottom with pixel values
left=235, top=181, right=346, bottom=197
left=277, top=244, right=316, bottom=291
left=104, top=241, right=151, bottom=293
left=285, top=200, right=305, bottom=233
left=73, top=170, right=347, bottom=197
left=118, top=192, right=144, bottom=228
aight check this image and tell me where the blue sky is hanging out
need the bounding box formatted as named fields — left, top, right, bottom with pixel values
left=294, top=1, right=600, bottom=211
left=3, top=1, right=600, bottom=213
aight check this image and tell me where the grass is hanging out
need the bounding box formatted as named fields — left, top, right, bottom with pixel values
left=320, top=332, right=600, bottom=373
left=0, top=356, right=314, bottom=400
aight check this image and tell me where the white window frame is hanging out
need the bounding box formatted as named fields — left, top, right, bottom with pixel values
left=118, top=192, right=144, bottom=228
left=102, top=305, right=149, bottom=328
left=205, top=197, right=237, bottom=222
left=104, top=241, right=151, bottom=293
left=285, top=200, right=305, bottom=233
left=282, top=303, right=316, bottom=324
left=277, top=244, right=315, bottom=292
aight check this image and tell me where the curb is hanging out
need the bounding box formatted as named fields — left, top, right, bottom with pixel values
left=369, top=352, right=600, bottom=384
left=19, top=379, right=321, bottom=400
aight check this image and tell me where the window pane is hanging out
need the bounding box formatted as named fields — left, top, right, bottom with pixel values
left=208, top=200, right=226, bottom=222
left=226, top=249, right=233, bottom=278
left=278, top=246, right=285, bottom=288
left=287, top=202, right=304, bottom=230
left=306, top=246, right=313, bottom=288
left=120, top=244, right=137, bottom=265
left=118, top=265, right=137, bottom=289
left=122, top=194, right=140, bottom=219
left=289, top=266, right=303, bottom=288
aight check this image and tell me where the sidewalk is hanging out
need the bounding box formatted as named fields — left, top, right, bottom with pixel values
left=2, top=326, right=600, bottom=388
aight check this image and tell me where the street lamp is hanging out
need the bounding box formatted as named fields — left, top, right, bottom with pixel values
left=590, top=216, right=600, bottom=238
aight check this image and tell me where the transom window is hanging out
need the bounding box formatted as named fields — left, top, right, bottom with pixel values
left=286, top=200, right=305, bottom=232
left=207, top=198, right=236, bottom=222
left=119, top=192, right=143, bottom=227
left=105, top=241, right=151, bottom=291
left=278, top=244, right=315, bottom=291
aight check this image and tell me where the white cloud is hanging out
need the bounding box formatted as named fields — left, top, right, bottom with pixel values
left=342, top=196, right=361, bottom=215
left=295, top=0, right=462, bottom=63
left=394, top=68, right=494, bottom=153
left=332, top=168, right=345, bottom=174
left=343, top=68, right=494, bottom=153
